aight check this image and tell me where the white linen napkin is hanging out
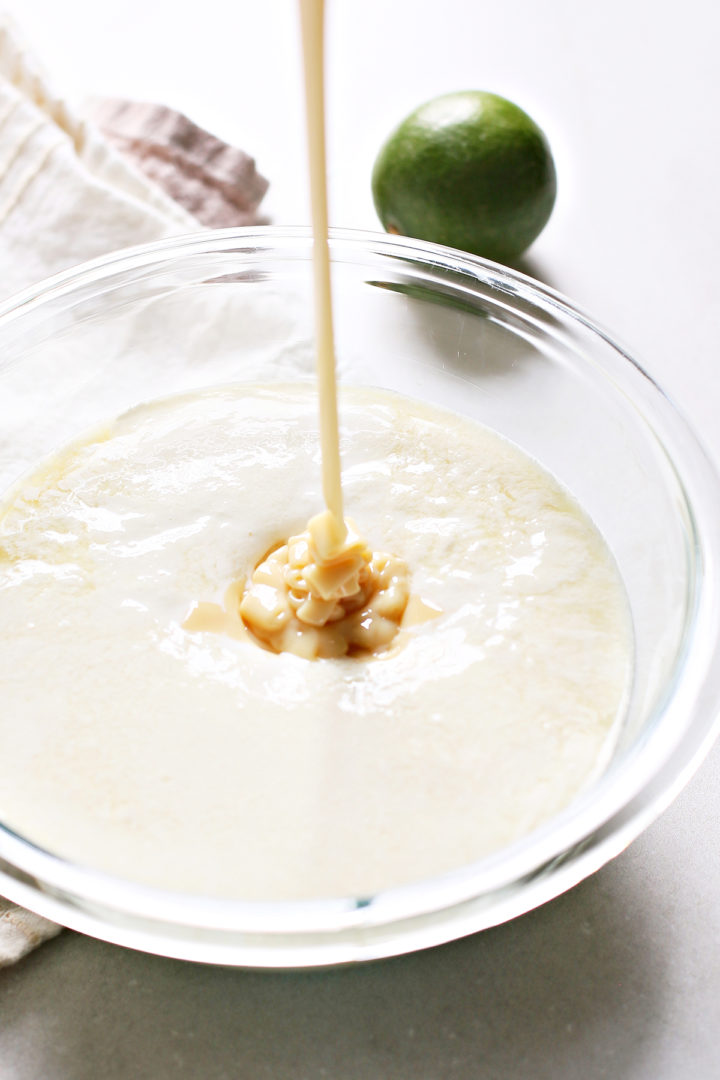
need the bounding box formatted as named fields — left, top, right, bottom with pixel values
left=0, top=17, right=197, bottom=303
left=0, top=902, right=61, bottom=968
left=0, top=14, right=267, bottom=967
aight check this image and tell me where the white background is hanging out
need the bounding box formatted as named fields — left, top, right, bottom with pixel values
left=2, top=2, right=720, bottom=1077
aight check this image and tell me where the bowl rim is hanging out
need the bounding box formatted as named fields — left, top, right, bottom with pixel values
left=2, top=225, right=720, bottom=966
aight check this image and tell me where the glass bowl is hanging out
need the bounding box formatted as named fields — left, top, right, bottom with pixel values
left=1, top=227, right=720, bottom=967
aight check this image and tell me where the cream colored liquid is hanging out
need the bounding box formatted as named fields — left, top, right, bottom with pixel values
left=299, top=0, right=344, bottom=526
left=0, top=386, right=632, bottom=899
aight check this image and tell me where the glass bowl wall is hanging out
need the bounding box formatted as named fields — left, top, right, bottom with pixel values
left=0, top=228, right=719, bottom=966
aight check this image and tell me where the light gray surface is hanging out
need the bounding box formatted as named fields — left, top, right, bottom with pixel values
left=2, top=0, right=720, bottom=1076
left=3, top=742, right=719, bottom=1078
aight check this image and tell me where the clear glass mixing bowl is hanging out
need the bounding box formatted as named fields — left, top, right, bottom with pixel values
left=1, top=228, right=720, bottom=967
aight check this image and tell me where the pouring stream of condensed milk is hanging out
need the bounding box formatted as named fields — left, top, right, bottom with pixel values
left=298, top=0, right=343, bottom=527
left=238, top=0, right=411, bottom=658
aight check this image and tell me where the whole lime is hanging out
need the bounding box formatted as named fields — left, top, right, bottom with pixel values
left=371, top=90, right=557, bottom=263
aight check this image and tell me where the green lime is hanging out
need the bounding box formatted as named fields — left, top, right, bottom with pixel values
left=371, top=90, right=557, bottom=263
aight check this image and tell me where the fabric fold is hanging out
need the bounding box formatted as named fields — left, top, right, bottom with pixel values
left=90, top=97, right=269, bottom=227
left=0, top=900, right=61, bottom=968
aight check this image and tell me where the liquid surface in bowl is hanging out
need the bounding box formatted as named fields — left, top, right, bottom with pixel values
left=0, top=384, right=631, bottom=899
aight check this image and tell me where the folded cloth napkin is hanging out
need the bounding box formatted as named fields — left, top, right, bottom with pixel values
left=0, top=14, right=268, bottom=967
left=0, top=15, right=268, bottom=302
